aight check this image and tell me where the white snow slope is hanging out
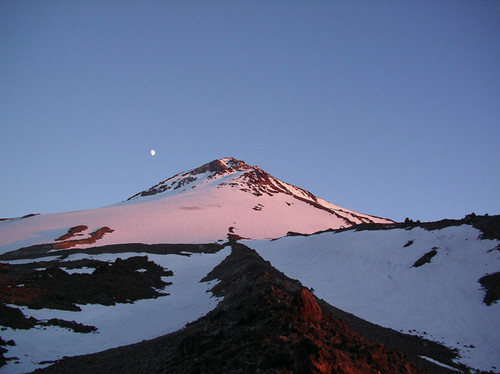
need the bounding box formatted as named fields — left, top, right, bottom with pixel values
left=246, top=225, right=500, bottom=372
left=0, top=158, right=392, bottom=255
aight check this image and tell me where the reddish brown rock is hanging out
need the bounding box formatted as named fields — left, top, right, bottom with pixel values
left=296, top=287, right=323, bottom=323
left=54, top=227, right=114, bottom=249
left=55, top=225, right=88, bottom=241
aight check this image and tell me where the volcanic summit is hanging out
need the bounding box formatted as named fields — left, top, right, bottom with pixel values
left=0, top=157, right=393, bottom=252
left=124, top=157, right=393, bottom=238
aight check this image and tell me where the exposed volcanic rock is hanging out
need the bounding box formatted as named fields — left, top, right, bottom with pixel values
left=172, top=176, right=196, bottom=190
left=43, top=318, right=97, bottom=333
left=0, top=213, right=40, bottom=223
left=36, top=244, right=458, bottom=373
left=55, top=225, right=88, bottom=241
left=190, top=157, right=251, bottom=175
left=0, top=256, right=172, bottom=311
left=0, top=262, right=47, bottom=307
left=0, top=336, right=14, bottom=367
left=0, top=304, right=37, bottom=330
left=412, top=248, right=438, bottom=268
left=21, top=213, right=40, bottom=219
left=478, top=272, right=500, bottom=306
left=54, top=226, right=114, bottom=249
left=469, top=214, right=500, bottom=241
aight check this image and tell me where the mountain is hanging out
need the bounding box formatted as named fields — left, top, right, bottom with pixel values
left=0, top=158, right=498, bottom=373
left=124, top=157, right=393, bottom=236
left=0, top=157, right=392, bottom=254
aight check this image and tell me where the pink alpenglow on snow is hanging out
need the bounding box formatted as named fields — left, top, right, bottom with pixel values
left=0, top=157, right=392, bottom=253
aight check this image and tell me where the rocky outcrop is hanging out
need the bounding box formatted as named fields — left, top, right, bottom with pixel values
left=479, top=272, right=500, bottom=306
left=55, top=225, right=88, bottom=241
left=0, top=256, right=172, bottom=311
left=54, top=226, right=114, bottom=249
left=412, top=248, right=438, bottom=268
left=191, top=157, right=250, bottom=175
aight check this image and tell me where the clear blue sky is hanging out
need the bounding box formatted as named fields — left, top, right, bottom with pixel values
left=1, top=1, right=499, bottom=222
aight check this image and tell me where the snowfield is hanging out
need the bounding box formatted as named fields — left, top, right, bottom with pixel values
left=1, top=247, right=230, bottom=373
left=246, top=225, right=500, bottom=372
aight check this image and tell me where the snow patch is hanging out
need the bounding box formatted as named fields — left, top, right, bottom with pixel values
left=62, top=267, right=95, bottom=274
left=420, top=356, right=460, bottom=372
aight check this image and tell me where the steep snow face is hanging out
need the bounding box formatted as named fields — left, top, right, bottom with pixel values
left=0, top=158, right=391, bottom=253
left=246, top=225, right=500, bottom=372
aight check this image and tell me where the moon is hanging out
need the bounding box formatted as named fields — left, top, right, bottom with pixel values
left=150, top=149, right=156, bottom=156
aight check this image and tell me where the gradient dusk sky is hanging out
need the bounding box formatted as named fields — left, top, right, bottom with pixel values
left=1, top=1, right=499, bottom=222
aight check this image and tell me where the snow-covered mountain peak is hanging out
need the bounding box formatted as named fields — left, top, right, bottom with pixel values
left=0, top=158, right=393, bottom=253
left=218, top=157, right=249, bottom=169
left=125, top=157, right=393, bottom=230
left=125, top=156, right=321, bottom=202
left=126, top=157, right=254, bottom=202
left=191, top=157, right=251, bottom=175
left=124, top=156, right=322, bottom=203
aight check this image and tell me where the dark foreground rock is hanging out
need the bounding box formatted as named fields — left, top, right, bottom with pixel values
left=0, top=256, right=172, bottom=311
left=36, top=243, right=462, bottom=374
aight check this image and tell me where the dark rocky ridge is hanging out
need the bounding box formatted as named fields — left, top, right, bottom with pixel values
left=36, top=244, right=462, bottom=373
left=0, top=242, right=223, bottom=262
left=191, top=158, right=250, bottom=175
left=343, top=214, right=499, bottom=241
left=0, top=213, right=40, bottom=223
left=287, top=214, right=500, bottom=246
left=55, top=225, right=88, bottom=241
